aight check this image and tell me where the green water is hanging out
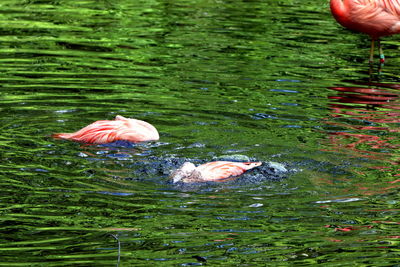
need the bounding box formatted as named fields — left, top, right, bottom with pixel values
left=1, top=0, right=400, bottom=265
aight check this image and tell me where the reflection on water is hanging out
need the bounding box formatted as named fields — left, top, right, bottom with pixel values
left=319, top=81, right=400, bottom=197
left=325, top=81, right=400, bottom=165
left=1, top=0, right=400, bottom=266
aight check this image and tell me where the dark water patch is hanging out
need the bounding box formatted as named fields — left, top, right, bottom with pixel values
left=127, top=155, right=289, bottom=189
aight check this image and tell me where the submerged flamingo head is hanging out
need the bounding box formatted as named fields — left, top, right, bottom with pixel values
left=171, top=162, right=196, bottom=183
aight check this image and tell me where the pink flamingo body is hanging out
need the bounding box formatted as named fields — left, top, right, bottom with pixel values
left=330, top=0, right=400, bottom=64
left=171, top=161, right=262, bottom=183
left=52, top=115, right=159, bottom=144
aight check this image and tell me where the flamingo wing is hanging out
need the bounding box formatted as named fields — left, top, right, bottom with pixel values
left=197, top=161, right=261, bottom=181
left=375, top=0, right=400, bottom=16
left=52, top=115, right=159, bottom=144
left=348, top=0, right=400, bottom=37
left=354, top=0, right=400, bottom=16
left=63, top=120, right=124, bottom=144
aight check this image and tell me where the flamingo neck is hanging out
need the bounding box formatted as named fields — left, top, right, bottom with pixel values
left=330, top=0, right=351, bottom=28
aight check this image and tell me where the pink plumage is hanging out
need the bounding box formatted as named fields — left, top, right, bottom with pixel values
left=171, top=161, right=262, bottom=183
left=330, top=0, right=400, bottom=63
left=52, top=115, right=159, bottom=144
left=331, top=0, right=400, bottom=39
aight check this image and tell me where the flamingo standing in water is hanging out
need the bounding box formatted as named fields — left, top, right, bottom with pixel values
left=171, top=161, right=262, bottom=183
left=330, top=0, right=400, bottom=67
left=52, top=115, right=159, bottom=144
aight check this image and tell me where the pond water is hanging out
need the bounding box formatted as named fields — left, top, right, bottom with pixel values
left=1, top=0, right=399, bottom=265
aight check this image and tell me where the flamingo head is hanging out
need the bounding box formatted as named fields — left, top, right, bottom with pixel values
left=171, top=162, right=196, bottom=183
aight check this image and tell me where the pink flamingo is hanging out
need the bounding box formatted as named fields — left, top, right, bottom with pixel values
left=52, top=115, right=159, bottom=144
left=171, top=161, right=262, bottom=183
left=330, top=0, right=400, bottom=65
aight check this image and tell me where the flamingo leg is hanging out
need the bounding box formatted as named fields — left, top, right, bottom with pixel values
left=378, top=39, right=384, bottom=75
left=369, top=39, right=375, bottom=77
left=378, top=39, right=385, bottom=64
left=369, top=39, right=375, bottom=64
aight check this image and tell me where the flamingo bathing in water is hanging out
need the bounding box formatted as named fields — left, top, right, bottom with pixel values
left=171, top=161, right=262, bottom=183
left=330, top=0, right=400, bottom=67
left=52, top=115, right=159, bottom=144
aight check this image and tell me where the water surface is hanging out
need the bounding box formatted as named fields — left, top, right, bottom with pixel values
left=1, top=0, right=399, bottom=265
